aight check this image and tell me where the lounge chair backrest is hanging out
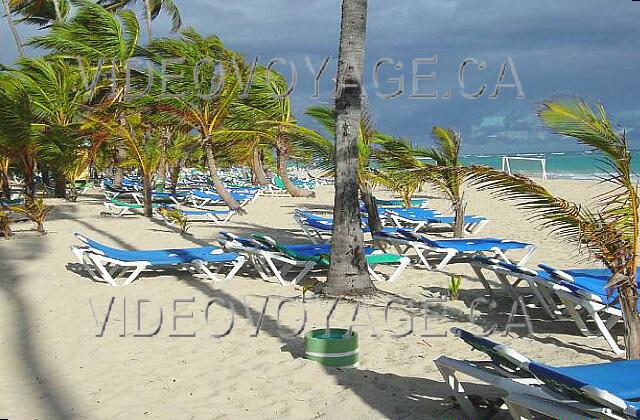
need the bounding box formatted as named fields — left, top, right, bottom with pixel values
left=219, top=232, right=268, bottom=250
left=526, top=361, right=635, bottom=418
left=538, top=264, right=575, bottom=283
left=397, top=229, right=439, bottom=247
left=451, top=327, right=531, bottom=376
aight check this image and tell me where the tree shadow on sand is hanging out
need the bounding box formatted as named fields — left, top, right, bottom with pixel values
left=178, top=276, right=501, bottom=419
left=0, top=237, right=81, bottom=419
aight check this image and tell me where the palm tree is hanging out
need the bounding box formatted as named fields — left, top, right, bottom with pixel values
left=468, top=98, right=640, bottom=359
left=298, top=104, right=386, bottom=231
left=0, top=156, right=11, bottom=199
left=214, top=66, right=315, bottom=197
left=164, top=129, right=199, bottom=193
left=10, top=0, right=68, bottom=25
left=29, top=0, right=142, bottom=188
left=0, top=77, right=41, bottom=201
left=88, top=111, right=160, bottom=217
left=145, top=29, right=248, bottom=211
left=325, top=0, right=372, bottom=295
left=10, top=57, right=89, bottom=199
left=385, top=127, right=468, bottom=237
left=98, top=0, right=181, bottom=42
left=370, top=137, right=424, bottom=208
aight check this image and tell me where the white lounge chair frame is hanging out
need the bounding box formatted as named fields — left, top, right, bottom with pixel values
left=435, top=355, right=624, bottom=420
left=376, top=234, right=536, bottom=271
left=387, top=213, right=489, bottom=236
left=470, top=261, right=625, bottom=355
left=71, top=244, right=246, bottom=287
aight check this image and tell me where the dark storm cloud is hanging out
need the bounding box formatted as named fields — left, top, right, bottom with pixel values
left=3, top=1, right=639, bottom=152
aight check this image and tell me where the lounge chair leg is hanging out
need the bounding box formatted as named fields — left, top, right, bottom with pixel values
left=589, top=309, right=625, bottom=355
left=504, top=400, right=535, bottom=420
left=385, top=257, right=410, bottom=283
left=471, top=265, right=496, bottom=297
left=223, top=256, right=246, bottom=281
left=435, top=363, right=481, bottom=419
left=557, top=294, right=599, bottom=337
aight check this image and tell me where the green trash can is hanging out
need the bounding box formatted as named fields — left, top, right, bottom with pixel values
left=304, top=328, right=359, bottom=368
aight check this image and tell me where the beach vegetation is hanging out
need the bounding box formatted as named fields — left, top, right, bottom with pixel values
left=468, top=98, right=640, bottom=359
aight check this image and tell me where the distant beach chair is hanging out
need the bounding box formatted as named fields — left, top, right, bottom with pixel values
left=132, top=191, right=188, bottom=206
left=219, top=232, right=317, bottom=286
left=374, top=230, right=535, bottom=271
left=188, top=190, right=256, bottom=209
left=384, top=207, right=489, bottom=235
left=156, top=208, right=237, bottom=226
left=470, top=260, right=629, bottom=355
left=70, top=233, right=246, bottom=286
left=252, top=234, right=410, bottom=284
left=375, top=198, right=429, bottom=208
left=219, top=232, right=410, bottom=285
left=435, top=327, right=640, bottom=419
left=293, top=208, right=403, bottom=244
left=103, top=197, right=170, bottom=216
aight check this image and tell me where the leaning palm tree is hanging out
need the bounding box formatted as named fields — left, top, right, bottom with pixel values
left=468, top=98, right=640, bottom=359
left=0, top=77, right=41, bottom=201
left=144, top=29, right=247, bottom=211
left=29, top=0, right=142, bottom=187
left=10, top=57, right=89, bottom=199
left=386, top=127, right=468, bottom=237
left=325, top=0, right=372, bottom=295
left=214, top=66, right=315, bottom=197
left=98, top=0, right=181, bottom=41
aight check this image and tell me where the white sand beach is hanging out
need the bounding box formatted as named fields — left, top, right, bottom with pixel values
left=0, top=179, right=620, bottom=419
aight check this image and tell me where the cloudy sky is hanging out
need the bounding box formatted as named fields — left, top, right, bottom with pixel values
left=2, top=1, right=639, bottom=153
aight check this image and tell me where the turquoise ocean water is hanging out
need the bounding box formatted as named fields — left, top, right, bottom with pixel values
left=459, top=151, right=640, bottom=179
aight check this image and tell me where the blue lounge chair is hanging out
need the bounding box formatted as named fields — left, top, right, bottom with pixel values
left=436, top=327, right=640, bottom=419
left=293, top=208, right=401, bottom=244
left=188, top=190, right=258, bottom=208
left=374, top=230, right=535, bottom=270
left=385, top=207, right=489, bottom=235
left=375, top=198, right=429, bottom=208
left=155, top=207, right=237, bottom=225
left=219, top=232, right=410, bottom=285
left=71, top=233, right=246, bottom=286
left=471, top=259, right=631, bottom=355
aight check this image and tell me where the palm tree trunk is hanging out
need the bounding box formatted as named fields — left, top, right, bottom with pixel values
left=619, top=286, right=640, bottom=359
left=52, top=0, right=62, bottom=22
left=203, top=141, right=245, bottom=213
left=112, top=145, right=125, bottom=188
left=53, top=171, right=66, bottom=199
left=156, top=129, right=169, bottom=192
left=325, top=0, right=373, bottom=296
left=360, top=183, right=382, bottom=233
left=143, top=0, right=153, bottom=42
left=452, top=195, right=465, bottom=238
left=142, top=172, right=153, bottom=218
left=276, top=141, right=314, bottom=197
left=2, top=0, right=24, bottom=57
left=22, top=160, right=36, bottom=202
left=251, top=148, right=269, bottom=186
left=0, top=159, right=11, bottom=200
left=169, top=164, right=180, bottom=194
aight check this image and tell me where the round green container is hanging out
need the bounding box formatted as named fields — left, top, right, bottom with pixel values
left=304, top=328, right=359, bottom=368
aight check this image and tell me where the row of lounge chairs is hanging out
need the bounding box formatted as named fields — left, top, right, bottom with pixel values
left=471, top=257, right=629, bottom=355
left=294, top=206, right=489, bottom=245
